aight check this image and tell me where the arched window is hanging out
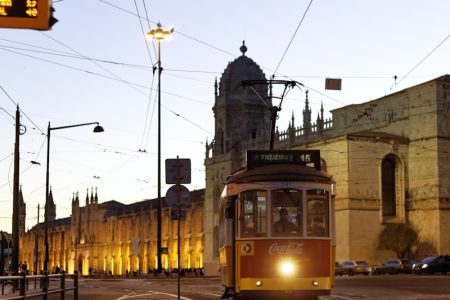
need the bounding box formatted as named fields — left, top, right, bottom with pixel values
left=381, top=154, right=398, bottom=219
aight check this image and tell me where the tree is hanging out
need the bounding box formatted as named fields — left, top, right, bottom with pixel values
left=377, top=223, right=418, bottom=259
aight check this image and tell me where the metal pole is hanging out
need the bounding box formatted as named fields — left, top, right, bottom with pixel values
left=44, top=122, right=50, bottom=273
left=157, top=39, right=163, bottom=272
left=177, top=158, right=181, bottom=300
left=35, top=204, right=39, bottom=276
left=12, top=106, right=20, bottom=276
left=177, top=197, right=181, bottom=300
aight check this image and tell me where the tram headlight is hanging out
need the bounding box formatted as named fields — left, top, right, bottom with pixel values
left=279, top=260, right=295, bottom=276
left=255, top=280, right=263, bottom=287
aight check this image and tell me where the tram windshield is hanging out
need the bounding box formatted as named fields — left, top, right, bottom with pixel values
left=238, top=188, right=330, bottom=238
left=271, top=189, right=302, bottom=236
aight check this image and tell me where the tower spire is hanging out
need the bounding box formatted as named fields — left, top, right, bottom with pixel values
left=240, top=40, right=247, bottom=56
left=303, top=90, right=312, bottom=135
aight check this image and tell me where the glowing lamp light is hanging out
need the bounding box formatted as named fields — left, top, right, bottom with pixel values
left=280, top=261, right=295, bottom=276
left=255, top=280, right=263, bottom=287
left=147, top=22, right=174, bottom=41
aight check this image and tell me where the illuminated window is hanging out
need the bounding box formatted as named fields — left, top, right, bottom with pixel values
left=241, top=190, right=267, bottom=237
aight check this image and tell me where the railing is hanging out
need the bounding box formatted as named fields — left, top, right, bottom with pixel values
left=0, top=272, right=78, bottom=300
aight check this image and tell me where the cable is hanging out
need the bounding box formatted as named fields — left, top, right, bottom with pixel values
left=133, top=0, right=154, bottom=66
left=390, top=34, right=450, bottom=92
left=168, top=109, right=213, bottom=135
left=42, top=32, right=149, bottom=99
left=143, top=88, right=157, bottom=150
left=0, top=85, right=45, bottom=135
left=98, top=0, right=236, bottom=58
left=273, top=0, right=314, bottom=75
left=141, top=0, right=158, bottom=60
left=0, top=43, right=152, bottom=70
left=0, top=84, right=18, bottom=107
left=133, top=0, right=158, bottom=151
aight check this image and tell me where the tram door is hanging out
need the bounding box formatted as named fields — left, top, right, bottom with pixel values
left=219, top=196, right=237, bottom=288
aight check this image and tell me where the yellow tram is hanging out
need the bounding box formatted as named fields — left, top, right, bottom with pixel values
left=219, top=150, right=336, bottom=300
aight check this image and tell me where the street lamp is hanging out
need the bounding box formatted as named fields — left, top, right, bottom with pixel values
left=147, top=22, right=174, bottom=272
left=44, top=122, right=104, bottom=273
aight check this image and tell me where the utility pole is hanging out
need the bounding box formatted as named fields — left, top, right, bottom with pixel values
left=12, top=105, right=20, bottom=275
left=35, top=204, right=40, bottom=274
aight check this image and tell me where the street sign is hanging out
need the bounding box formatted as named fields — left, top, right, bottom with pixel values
left=165, top=158, right=191, bottom=184
left=165, top=184, right=191, bottom=207
left=0, top=0, right=56, bottom=30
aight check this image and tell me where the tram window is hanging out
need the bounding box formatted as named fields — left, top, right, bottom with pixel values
left=306, top=189, right=329, bottom=237
left=271, top=189, right=302, bottom=236
left=241, top=190, right=267, bottom=237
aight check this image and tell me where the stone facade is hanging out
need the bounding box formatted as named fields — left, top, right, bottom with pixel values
left=19, top=189, right=204, bottom=275
left=203, top=42, right=450, bottom=272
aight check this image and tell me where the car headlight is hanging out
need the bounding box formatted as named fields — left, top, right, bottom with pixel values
left=279, top=261, right=295, bottom=276
left=421, top=264, right=428, bottom=269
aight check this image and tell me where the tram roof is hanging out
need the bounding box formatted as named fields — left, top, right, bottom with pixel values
left=226, top=163, right=333, bottom=184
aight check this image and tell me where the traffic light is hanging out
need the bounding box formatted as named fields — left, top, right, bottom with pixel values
left=0, top=0, right=57, bottom=30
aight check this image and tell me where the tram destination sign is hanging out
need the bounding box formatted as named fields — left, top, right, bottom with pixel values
left=247, top=150, right=321, bottom=170
left=0, top=0, right=54, bottom=30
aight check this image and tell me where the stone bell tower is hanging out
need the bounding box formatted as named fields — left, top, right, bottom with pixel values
left=203, top=41, right=272, bottom=275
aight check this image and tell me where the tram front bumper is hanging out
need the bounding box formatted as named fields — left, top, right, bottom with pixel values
left=239, top=276, right=332, bottom=292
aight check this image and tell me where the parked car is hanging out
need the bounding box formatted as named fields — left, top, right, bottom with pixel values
left=415, top=255, right=450, bottom=275
left=372, top=258, right=403, bottom=275
left=413, top=256, right=437, bottom=273
left=355, top=260, right=372, bottom=275
left=340, top=260, right=358, bottom=275
left=335, top=262, right=345, bottom=276
left=401, top=259, right=420, bottom=273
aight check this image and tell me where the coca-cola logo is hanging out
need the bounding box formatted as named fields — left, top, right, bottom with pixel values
left=269, top=241, right=304, bottom=255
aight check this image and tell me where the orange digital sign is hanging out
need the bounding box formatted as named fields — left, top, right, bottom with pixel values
left=0, top=0, right=52, bottom=30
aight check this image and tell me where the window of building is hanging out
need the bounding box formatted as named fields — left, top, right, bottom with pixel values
left=240, top=190, right=267, bottom=237
left=382, top=155, right=396, bottom=217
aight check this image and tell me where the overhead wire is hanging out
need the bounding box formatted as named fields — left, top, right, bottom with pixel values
left=273, top=0, right=314, bottom=75
left=134, top=0, right=157, bottom=151
left=0, top=41, right=214, bottom=136
left=42, top=32, right=149, bottom=99
left=2, top=48, right=215, bottom=151
left=389, top=34, right=450, bottom=93
left=134, top=0, right=154, bottom=66
left=98, top=0, right=236, bottom=58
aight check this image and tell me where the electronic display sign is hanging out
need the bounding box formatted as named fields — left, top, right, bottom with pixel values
left=0, top=0, right=53, bottom=30
left=247, top=150, right=322, bottom=170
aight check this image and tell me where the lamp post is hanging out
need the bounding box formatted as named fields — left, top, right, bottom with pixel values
left=147, top=22, right=174, bottom=272
left=44, top=122, right=104, bottom=273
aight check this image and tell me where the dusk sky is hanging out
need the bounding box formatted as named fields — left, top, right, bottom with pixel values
left=1, top=0, right=449, bottom=232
